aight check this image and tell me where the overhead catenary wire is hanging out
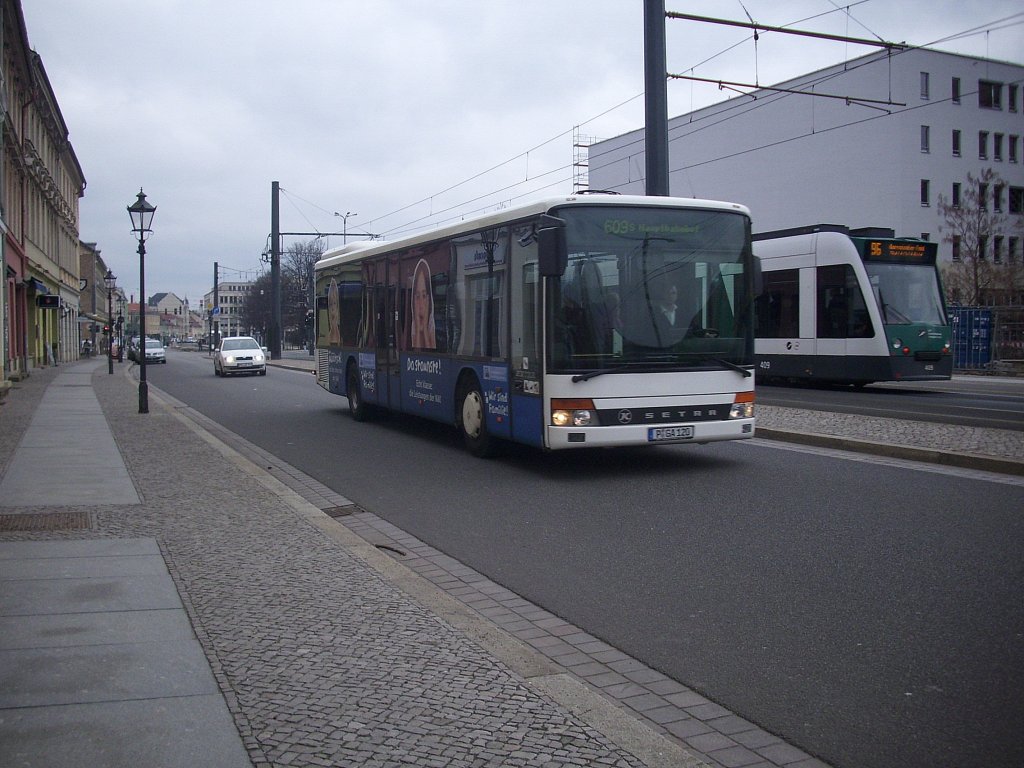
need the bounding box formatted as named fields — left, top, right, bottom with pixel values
left=283, top=8, right=1023, bottom=247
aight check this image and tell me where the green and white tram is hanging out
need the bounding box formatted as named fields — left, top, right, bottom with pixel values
left=753, top=224, right=952, bottom=385
left=314, top=194, right=756, bottom=455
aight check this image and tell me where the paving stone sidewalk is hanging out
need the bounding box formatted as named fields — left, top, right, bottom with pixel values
left=0, top=365, right=698, bottom=768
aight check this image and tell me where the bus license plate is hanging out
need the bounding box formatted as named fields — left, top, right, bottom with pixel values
left=648, top=426, right=694, bottom=442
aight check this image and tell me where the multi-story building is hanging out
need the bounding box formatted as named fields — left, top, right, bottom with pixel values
left=149, top=291, right=190, bottom=341
left=588, top=47, right=1023, bottom=272
left=204, top=280, right=253, bottom=341
left=2, top=0, right=87, bottom=378
left=78, top=241, right=117, bottom=354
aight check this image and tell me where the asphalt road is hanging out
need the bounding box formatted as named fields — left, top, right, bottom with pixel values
left=149, top=350, right=1024, bottom=768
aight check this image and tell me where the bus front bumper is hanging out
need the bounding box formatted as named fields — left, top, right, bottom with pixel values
left=545, top=418, right=755, bottom=450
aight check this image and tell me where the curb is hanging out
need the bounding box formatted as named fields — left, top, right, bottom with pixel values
left=755, top=427, right=1024, bottom=476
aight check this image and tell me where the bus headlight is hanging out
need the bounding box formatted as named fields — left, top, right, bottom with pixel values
left=730, top=391, right=755, bottom=419
left=552, top=399, right=598, bottom=427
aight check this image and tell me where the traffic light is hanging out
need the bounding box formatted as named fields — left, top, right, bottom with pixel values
left=103, top=324, right=111, bottom=334
left=304, top=310, right=314, bottom=327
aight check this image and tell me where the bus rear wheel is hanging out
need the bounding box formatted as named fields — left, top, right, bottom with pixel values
left=347, top=364, right=370, bottom=422
left=458, top=378, right=495, bottom=458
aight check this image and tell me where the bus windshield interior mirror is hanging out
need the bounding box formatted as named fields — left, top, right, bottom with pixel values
left=537, top=214, right=568, bottom=277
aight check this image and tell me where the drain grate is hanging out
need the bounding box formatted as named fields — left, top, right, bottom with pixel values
left=323, top=505, right=361, bottom=518
left=0, top=512, right=91, bottom=531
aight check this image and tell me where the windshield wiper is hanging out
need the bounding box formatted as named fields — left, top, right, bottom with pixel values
left=689, top=355, right=752, bottom=377
left=572, top=363, right=633, bottom=382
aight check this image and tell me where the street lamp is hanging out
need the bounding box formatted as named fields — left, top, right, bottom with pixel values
left=334, top=211, right=356, bottom=244
left=117, top=295, right=126, bottom=361
left=127, top=189, right=156, bottom=414
left=104, top=269, right=116, bottom=375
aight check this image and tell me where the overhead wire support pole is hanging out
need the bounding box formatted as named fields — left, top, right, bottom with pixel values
left=664, top=11, right=906, bottom=51
left=271, top=181, right=282, bottom=360
left=644, top=0, right=670, bottom=196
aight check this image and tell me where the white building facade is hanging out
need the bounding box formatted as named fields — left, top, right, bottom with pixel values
left=588, top=47, right=1023, bottom=263
left=203, top=281, right=252, bottom=340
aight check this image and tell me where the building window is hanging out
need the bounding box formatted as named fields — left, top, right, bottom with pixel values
left=920, top=125, right=930, bottom=153
left=994, top=236, right=1004, bottom=263
left=952, top=183, right=961, bottom=207
left=952, top=236, right=961, bottom=262
left=920, top=179, right=930, bottom=206
left=979, top=183, right=988, bottom=210
left=1010, top=237, right=1020, bottom=263
left=1010, top=84, right=1019, bottom=112
left=1010, top=186, right=1024, bottom=214
left=995, top=133, right=1004, bottom=161
left=1011, top=136, right=1020, bottom=164
left=979, top=80, right=1002, bottom=109
left=952, top=129, right=961, bottom=156
left=994, top=185, right=1004, bottom=212
left=979, top=235, right=988, bottom=260
left=952, top=77, right=961, bottom=104
left=979, top=131, right=989, bottom=159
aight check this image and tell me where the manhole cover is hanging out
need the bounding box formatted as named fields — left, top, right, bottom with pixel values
left=0, top=512, right=91, bottom=531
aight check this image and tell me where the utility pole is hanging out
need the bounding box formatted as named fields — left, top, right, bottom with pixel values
left=644, top=0, right=670, bottom=196
left=270, top=181, right=282, bottom=360
left=212, top=262, right=219, bottom=349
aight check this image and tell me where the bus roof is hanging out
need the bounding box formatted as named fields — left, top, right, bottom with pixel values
left=316, top=194, right=751, bottom=271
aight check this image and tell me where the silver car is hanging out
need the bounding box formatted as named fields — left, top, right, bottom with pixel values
left=214, top=336, right=267, bottom=377
left=143, top=338, right=166, bottom=364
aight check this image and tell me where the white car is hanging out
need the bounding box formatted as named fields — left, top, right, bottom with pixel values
left=214, top=336, right=267, bottom=377
left=143, top=338, right=166, bottom=364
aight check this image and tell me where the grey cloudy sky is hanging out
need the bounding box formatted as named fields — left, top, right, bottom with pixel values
left=20, top=0, right=1023, bottom=306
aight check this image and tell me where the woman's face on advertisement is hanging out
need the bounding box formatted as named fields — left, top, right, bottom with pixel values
left=414, top=270, right=429, bottom=321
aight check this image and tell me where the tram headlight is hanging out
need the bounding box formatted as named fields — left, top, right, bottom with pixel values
left=730, top=391, right=755, bottom=419
left=551, top=399, right=598, bottom=427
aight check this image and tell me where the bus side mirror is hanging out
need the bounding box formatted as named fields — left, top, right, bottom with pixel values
left=537, top=214, right=568, bottom=277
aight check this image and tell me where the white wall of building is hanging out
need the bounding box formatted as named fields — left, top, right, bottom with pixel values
left=588, top=48, right=1023, bottom=260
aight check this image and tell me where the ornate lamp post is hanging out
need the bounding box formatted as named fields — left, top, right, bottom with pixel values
left=104, top=269, right=116, bottom=375
left=117, top=295, right=127, bottom=362
left=128, top=189, right=156, bottom=413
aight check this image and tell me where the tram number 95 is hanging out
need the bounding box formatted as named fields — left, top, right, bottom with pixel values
left=604, top=219, right=637, bottom=235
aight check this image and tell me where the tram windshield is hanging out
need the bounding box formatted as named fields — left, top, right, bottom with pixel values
left=865, top=263, right=947, bottom=326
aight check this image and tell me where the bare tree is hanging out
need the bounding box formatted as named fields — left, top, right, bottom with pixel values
left=937, top=168, right=1023, bottom=305
left=239, top=273, right=273, bottom=340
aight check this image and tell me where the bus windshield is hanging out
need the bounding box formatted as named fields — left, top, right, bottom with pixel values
left=865, top=263, right=947, bottom=326
left=548, top=206, right=753, bottom=373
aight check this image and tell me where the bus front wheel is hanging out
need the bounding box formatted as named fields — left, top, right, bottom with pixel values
left=458, top=378, right=495, bottom=458
left=347, top=364, right=370, bottom=422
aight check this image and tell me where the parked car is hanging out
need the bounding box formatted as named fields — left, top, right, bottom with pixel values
left=214, top=336, right=267, bottom=377
left=143, top=338, right=166, bottom=364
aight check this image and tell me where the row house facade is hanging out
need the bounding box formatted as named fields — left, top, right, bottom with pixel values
left=2, top=0, right=87, bottom=382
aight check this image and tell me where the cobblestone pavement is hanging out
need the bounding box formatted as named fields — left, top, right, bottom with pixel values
left=756, top=404, right=1023, bottom=463
left=0, top=365, right=701, bottom=768
left=2, top=362, right=1019, bottom=768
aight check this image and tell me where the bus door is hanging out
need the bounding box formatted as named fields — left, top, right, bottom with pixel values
left=382, top=254, right=402, bottom=408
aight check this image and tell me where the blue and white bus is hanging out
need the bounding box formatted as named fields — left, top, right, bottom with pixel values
left=314, top=194, right=756, bottom=456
